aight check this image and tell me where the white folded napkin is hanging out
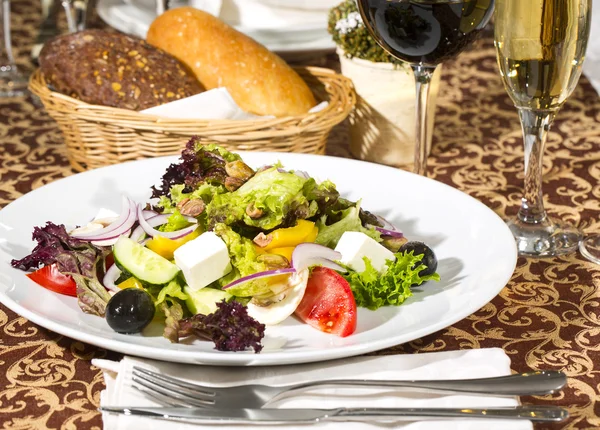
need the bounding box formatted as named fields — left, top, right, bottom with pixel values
left=140, top=88, right=272, bottom=121
left=141, top=88, right=328, bottom=120
left=94, top=348, right=532, bottom=430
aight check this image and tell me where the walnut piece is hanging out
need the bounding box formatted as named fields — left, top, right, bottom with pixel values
left=225, top=160, right=255, bottom=181
left=257, top=253, right=290, bottom=269
left=253, top=232, right=272, bottom=248
left=225, top=176, right=244, bottom=192
left=246, top=203, right=264, bottom=219
left=177, top=198, right=205, bottom=217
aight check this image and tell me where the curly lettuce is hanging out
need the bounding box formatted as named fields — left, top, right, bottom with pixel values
left=151, top=139, right=240, bottom=199
left=343, top=251, right=440, bottom=310
left=315, top=200, right=381, bottom=248
left=11, top=222, right=112, bottom=316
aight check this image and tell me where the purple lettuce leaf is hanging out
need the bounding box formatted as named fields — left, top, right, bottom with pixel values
left=12, top=222, right=111, bottom=316
left=178, top=300, right=265, bottom=353
left=11, top=222, right=104, bottom=278
left=150, top=138, right=240, bottom=199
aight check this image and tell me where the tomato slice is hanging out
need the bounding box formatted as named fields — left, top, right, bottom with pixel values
left=27, top=264, right=77, bottom=297
left=294, top=267, right=357, bottom=337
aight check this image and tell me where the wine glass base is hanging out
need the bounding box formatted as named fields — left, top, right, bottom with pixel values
left=507, top=216, right=582, bottom=258
left=0, top=66, right=28, bottom=97
left=579, top=235, right=600, bottom=264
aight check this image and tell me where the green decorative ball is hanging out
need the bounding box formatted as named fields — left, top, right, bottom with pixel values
left=328, top=0, right=406, bottom=67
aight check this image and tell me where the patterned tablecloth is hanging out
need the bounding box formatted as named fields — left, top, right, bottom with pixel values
left=2, top=1, right=600, bottom=429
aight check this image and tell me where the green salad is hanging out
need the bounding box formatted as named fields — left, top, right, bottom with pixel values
left=12, top=139, right=440, bottom=353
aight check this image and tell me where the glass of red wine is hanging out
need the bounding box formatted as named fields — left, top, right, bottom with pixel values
left=356, top=0, right=494, bottom=175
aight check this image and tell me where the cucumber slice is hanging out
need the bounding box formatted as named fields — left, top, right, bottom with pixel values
left=184, top=286, right=231, bottom=316
left=113, top=236, right=180, bottom=286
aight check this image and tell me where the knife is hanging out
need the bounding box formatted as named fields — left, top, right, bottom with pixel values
left=100, top=405, right=569, bottom=424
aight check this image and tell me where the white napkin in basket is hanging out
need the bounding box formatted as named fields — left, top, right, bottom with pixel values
left=140, top=88, right=328, bottom=121
left=94, top=348, right=532, bottom=430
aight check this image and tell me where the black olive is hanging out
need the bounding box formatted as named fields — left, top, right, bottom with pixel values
left=106, top=288, right=155, bottom=334
left=399, top=241, right=438, bottom=277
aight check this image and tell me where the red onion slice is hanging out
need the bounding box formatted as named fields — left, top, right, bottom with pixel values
left=103, top=263, right=122, bottom=292
left=91, top=229, right=132, bottom=246
left=71, top=196, right=131, bottom=239
left=223, top=268, right=296, bottom=290
left=72, top=197, right=137, bottom=241
left=375, top=227, right=404, bottom=238
left=136, top=204, right=198, bottom=239
left=294, top=170, right=310, bottom=179
left=372, top=214, right=402, bottom=233
left=129, top=225, right=147, bottom=243
left=291, top=243, right=347, bottom=273
left=142, top=210, right=158, bottom=219
left=145, top=214, right=197, bottom=228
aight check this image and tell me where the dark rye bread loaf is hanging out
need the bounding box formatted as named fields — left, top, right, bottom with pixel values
left=39, top=29, right=203, bottom=110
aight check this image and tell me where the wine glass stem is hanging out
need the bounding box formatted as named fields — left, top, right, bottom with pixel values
left=517, top=108, right=557, bottom=224
left=411, top=65, right=437, bottom=176
left=1, top=0, right=16, bottom=65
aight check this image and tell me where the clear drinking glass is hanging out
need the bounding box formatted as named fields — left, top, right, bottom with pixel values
left=494, top=0, right=592, bottom=257
left=0, top=0, right=27, bottom=97
left=356, top=0, right=495, bottom=176
left=580, top=235, right=600, bottom=264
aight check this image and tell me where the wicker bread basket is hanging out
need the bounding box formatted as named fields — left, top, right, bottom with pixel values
left=29, top=67, right=356, bottom=172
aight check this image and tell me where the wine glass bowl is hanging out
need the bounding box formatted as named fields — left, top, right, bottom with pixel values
left=358, top=0, right=494, bottom=67
left=494, top=0, right=592, bottom=257
left=356, top=0, right=495, bottom=176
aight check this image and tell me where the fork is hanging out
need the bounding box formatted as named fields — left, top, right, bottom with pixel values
left=131, top=366, right=567, bottom=409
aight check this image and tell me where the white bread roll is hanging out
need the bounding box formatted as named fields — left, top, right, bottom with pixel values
left=147, top=7, right=317, bottom=117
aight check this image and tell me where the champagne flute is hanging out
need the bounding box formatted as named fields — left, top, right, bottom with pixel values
left=0, top=0, right=27, bottom=97
left=356, top=0, right=495, bottom=176
left=495, top=0, right=591, bottom=257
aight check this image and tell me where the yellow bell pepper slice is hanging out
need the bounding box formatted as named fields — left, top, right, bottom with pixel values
left=263, top=220, right=316, bottom=251
left=305, top=225, right=319, bottom=243
left=268, top=246, right=295, bottom=262
left=117, top=276, right=144, bottom=290
left=145, top=228, right=201, bottom=260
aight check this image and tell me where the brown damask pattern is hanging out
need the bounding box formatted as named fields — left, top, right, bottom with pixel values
left=1, top=1, right=600, bottom=429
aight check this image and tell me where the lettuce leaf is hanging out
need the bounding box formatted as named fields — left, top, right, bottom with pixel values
left=178, top=300, right=265, bottom=352
left=11, top=222, right=113, bottom=316
left=212, top=224, right=271, bottom=296
left=315, top=200, right=380, bottom=248
left=155, top=280, right=189, bottom=306
left=343, top=252, right=440, bottom=310
left=159, top=301, right=185, bottom=343
left=302, top=178, right=340, bottom=213
left=160, top=209, right=193, bottom=232
left=207, top=167, right=308, bottom=230
left=158, top=183, right=227, bottom=214
left=144, top=280, right=189, bottom=342
left=151, top=139, right=240, bottom=200
left=11, top=222, right=107, bottom=275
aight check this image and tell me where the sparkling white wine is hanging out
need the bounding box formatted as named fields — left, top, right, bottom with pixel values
left=495, top=0, right=591, bottom=110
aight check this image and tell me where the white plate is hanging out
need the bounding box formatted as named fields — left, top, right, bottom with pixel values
left=97, top=0, right=336, bottom=53
left=0, top=153, right=517, bottom=366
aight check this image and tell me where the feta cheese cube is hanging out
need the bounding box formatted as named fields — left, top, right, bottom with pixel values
left=174, top=232, right=232, bottom=291
left=335, top=231, right=395, bottom=273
